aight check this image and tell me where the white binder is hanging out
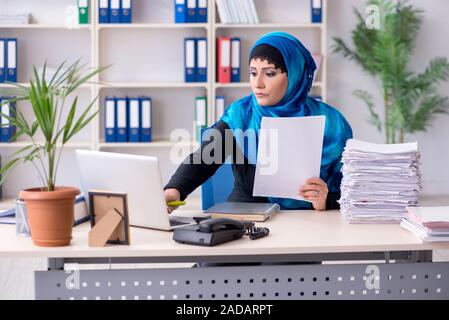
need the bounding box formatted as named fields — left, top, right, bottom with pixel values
left=215, top=96, right=225, bottom=119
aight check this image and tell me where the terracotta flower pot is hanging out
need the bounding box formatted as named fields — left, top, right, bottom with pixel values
left=19, top=186, right=80, bottom=247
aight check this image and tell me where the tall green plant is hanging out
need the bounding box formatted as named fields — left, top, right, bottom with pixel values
left=333, top=0, right=449, bottom=143
left=0, top=60, right=109, bottom=191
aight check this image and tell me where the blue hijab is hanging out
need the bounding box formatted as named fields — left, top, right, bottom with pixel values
left=218, top=32, right=353, bottom=209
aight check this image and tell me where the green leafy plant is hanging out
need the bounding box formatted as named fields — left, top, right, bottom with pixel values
left=0, top=60, right=109, bottom=191
left=333, top=0, right=449, bottom=143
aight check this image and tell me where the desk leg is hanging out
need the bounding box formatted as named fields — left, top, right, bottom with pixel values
left=47, top=258, right=65, bottom=270
left=412, top=250, right=433, bottom=263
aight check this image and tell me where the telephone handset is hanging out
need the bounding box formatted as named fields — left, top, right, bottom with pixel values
left=198, top=218, right=247, bottom=233
left=173, top=217, right=269, bottom=246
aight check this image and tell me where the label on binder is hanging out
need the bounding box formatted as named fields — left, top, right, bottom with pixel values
left=7, top=41, right=16, bottom=69
left=142, top=100, right=151, bottom=128
left=0, top=40, right=4, bottom=82
left=196, top=98, right=207, bottom=126
left=129, top=98, right=140, bottom=142
left=221, top=40, right=230, bottom=68
left=105, top=100, right=115, bottom=136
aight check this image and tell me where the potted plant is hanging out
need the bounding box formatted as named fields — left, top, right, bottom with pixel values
left=0, top=60, right=108, bottom=246
left=333, top=0, right=449, bottom=143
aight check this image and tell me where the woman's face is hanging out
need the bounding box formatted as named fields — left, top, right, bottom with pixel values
left=249, top=58, right=288, bottom=107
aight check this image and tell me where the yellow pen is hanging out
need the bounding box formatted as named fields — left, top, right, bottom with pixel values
left=166, top=200, right=186, bottom=207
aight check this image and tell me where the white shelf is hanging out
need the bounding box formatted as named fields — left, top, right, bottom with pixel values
left=98, top=23, right=208, bottom=30
left=0, top=24, right=92, bottom=30
left=98, top=141, right=199, bottom=148
left=98, top=82, right=208, bottom=89
left=215, top=23, right=323, bottom=29
left=214, top=81, right=324, bottom=88
left=0, top=83, right=93, bottom=89
left=0, top=141, right=92, bottom=148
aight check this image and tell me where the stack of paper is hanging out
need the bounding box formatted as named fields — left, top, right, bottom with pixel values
left=0, top=14, right=32, bottom=24
left=339, top=139, right=421, bottom=223
left=216, top=0, right=259, bottom=24
left=401, top=206, right=449, bottom=242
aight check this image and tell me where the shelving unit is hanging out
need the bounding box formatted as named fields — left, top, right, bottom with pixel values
left=0, top=0, right=327, bottom=199
left=97, top=23, right=209, bottom=29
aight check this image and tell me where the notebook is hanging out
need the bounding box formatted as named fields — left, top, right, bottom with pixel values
left=406, top=206, right=449, bottom=228
left=0, top=208, right=15, bottom=224
left=204, top=202, right=280, bottom=222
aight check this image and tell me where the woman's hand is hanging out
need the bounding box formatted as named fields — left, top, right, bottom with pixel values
left=164, top=188, right=181, bottom=214
left=298, top=177, right=328, bottom=211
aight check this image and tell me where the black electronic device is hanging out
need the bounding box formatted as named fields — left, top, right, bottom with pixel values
left=173, top=218, right=269, bottom=246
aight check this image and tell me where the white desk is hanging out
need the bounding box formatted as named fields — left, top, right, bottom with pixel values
left=1, top=210, right=449, bottom=300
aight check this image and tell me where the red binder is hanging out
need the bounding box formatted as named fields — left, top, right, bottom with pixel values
left=217, top=37, right=231, bottom=83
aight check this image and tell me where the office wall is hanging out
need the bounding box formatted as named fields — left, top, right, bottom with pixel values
left=328, top=0, right=449, bottom=195
left=1, top=0, right=447, bottom=198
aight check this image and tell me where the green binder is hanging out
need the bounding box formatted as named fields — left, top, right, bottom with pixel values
left=78, top=0, right=89, bottom=24
left=195, top=97, right=208, bottom=142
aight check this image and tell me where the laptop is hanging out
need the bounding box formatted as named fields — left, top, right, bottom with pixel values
left=75, top=149, right=197, bottom=231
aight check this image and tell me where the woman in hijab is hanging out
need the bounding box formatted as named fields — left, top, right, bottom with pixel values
left=164, top=32, right=353, bottom=213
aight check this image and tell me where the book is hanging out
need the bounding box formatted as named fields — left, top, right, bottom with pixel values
left=400, top=219, right=449, bottom=242
left=0, top=194, right=89, bottom=226
left=406, top=206, right=449, bottom=228
left=400, top=206, right=449, bottom=242
left=0, top=208, right=15, bottom=224
left=204, top=202, right=280, bottom=222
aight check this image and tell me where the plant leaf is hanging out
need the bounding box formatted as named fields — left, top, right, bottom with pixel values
left=0, top=157, right=22, bottom=177
left=353, top=89, right=382, bottom=132
left=0, top=157, right=23, bottom=186
left=62, top=96, right=78, bottom=143
left=65, top=64, right=112, bottom=96
left=63, top=95, right=99, bottom=144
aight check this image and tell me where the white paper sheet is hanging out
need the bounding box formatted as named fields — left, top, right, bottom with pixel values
left=345, top=139, right=418, bottom=154
left=252, top=115, right=325, bottom=201
left=406, top=206, right=449, bottom=223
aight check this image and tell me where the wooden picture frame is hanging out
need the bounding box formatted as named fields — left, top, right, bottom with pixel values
left=88, top=190, right=131, bottom=245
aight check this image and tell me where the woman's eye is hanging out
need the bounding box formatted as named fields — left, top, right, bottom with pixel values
left=249, top=72, right=257, bottom=77
left=266, top=72, right=275, bottom=77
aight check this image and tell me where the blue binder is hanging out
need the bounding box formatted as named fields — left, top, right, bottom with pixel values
left=99, top=0, right=110, bottom=23
left=231, top=37, right=241, bottom=83
left=105, top=96, right=117, bottom=142
left=196, top=38, right=207, bottom=82
left=311, top=0, right=322, bottom=23
left=1, top=97, right=16, bottom=143
left=184, top=38, right=197, bottom=82
left=174, top=0, right=187, bottom=23
left=139, top=96, right=152, bottom=142
left=116, top=97, right=128, bottom=142
left=186, top=0, right=197, bottom=23
left=6, top=39, right=17, bottom=83
left=0, top=39, right=5, bottom=83
left=128, top=97, right=140, bottom=142
left=109, top=0, right=121, bottom=23
left=120, top=0, right=132, bottom=23
left=197, top=0, right=207, bottom=23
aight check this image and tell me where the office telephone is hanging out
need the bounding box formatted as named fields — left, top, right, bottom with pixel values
left=199, top=218, right=246, bottom=233
left=173, top=218, right=269, bottom=246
